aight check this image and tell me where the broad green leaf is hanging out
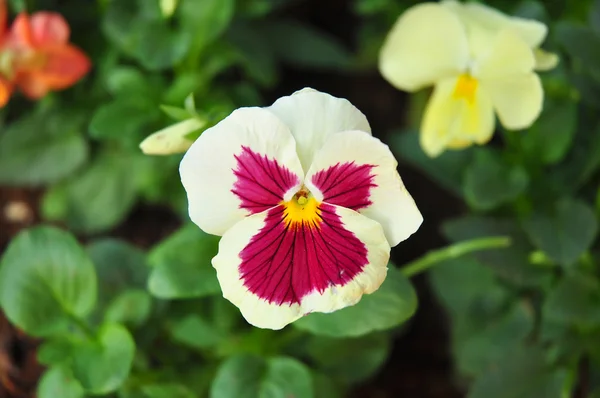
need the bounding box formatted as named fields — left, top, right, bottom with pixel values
left=520, top=98, right=576, bottom=165
left=105, top=289, right=152, bottom=327
left=443, top=216, right=553, bottom=287
left=0, top=109, right=87, bottom=186
left=169, top=314, right=224, bottom=350
left=71, top=323, right=135, bottom=394
left=307, top=333, right=391, bottom=384
left=37, top=336, right=79, bottom=366
left=141, top=383, right=198, bottom=398
left=89, top=99, right=158, bottom=147
left=512, top=0, right=548, bottom=22
left=555, top=22, right=600, bottom=68
left=210, top=355, right=314, bottom=398
left=55, top=155, right=138, bottom=234
left=148, top=225, right=221, bottom=299
left=160, top=104, right=193, bottom=121
left=591, top=0, right=600, bottom=36
left=463, top=149, right=529, bottom=210
left=429, top=257, right=507, bottom=318
left=390, top=130, right=472, bottom=196
left=260, top=20, right=352, bottom=70
left=134, top=20, right=191, bottom=70
left=294, top=267, right=417, bottom=337
left=37, top=367, right=84, bottom=398
left=468, top=346, right=566, bottom=398
left=178, top=0, right=235, bottom=55
left=105, top=66, right=161, bottom=99
left=454, top=302, right=534, bottom=377
left=0, top=227, right=97, bottom=337
left=313, top=373, right=343, bottom=398
left=523, top=199, right=598, bottom=267
left=543, top=273, right=600, bottom=328
left=87, top=239, right=149, bottom=306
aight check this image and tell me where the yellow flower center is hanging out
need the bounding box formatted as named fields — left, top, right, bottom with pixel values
left=453, top=73, right=478, bottom=104
left=282, top=191, right=321, bottom=228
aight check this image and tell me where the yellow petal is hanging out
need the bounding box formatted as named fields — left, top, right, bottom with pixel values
left=476, top=29, right=535, bottom=80
left=442, top=0, right=548, bottom=49
left=379, top=3, right=469, bottom=92
left=483, top=73, right=543, bottom=130
left=140, top=118, right=204, bottom=155
left=534, top=48, right=559, bottom=71
left=420, top=76, right=495, bottom=157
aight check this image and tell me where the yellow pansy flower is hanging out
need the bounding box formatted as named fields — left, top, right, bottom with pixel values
left=379, top=1, right=558, bottom=157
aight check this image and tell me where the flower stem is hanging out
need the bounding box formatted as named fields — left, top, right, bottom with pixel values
left=401, top=236, right=512, bottom=278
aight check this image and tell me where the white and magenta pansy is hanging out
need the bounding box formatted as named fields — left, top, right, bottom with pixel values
left=180, top=88, right=423, bottom=330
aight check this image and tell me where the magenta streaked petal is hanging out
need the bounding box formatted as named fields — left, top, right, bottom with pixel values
left=232, top=146, right=300, bottom=214
left=310, top=161, right=377, bottom=211
left=238, top=203, right=368, bottom=305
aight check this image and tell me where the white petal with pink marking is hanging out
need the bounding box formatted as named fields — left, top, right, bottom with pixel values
left=180, top=107, right=304, bottom=236
left=305, top=130, right=423, bottom=247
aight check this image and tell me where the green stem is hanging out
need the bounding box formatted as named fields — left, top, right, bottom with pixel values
left=66, top=312, right=96, bottom=340
left=401, top=236, right=512, bottom=278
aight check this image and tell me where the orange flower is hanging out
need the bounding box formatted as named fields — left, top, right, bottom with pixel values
left=0, top=0, right=91, bottom=106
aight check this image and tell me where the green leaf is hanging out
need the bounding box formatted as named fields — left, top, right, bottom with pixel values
left=161, top=104, right=193, bottom=121
left=523, top=199, right=598, bottom=267
left=37, top=336, right=79, bottom=366
left=227, top=23, right=278, bottom=87
left=105, top=66, right=161, bottom=99
left=520, top=98, right=576, bottom=165
left=37, top=367, right=84, bottom=398
left=178, top=0, right=235, bottom=55
left=210, top=355, right=314, bottom=398
left=89, top=99, right=158, bottom=146
left=463, top=149, right=529, bottom=210
left=591, top=0, right=600, bottom=36
left=105, top=289, right=152, bottom=327
left=390, top=130, right=472, bottom=196
left=148, top=225, right=221, bottom=299
left=169, top=314, right=224, bottom=350
left=134, top=20, right=191, bottom=70
left=543, top=273, right=600, bottom=329
left=260, top=20, right=352, bottom=70
left=54, top=155, right=139, bottom=234
left=294, top=267, right=417, bottom=337
left=0, top=109, right=88, bottom=186
left=141, top=383, right=198, bottom=398
left=0, top=226, right=97, bottom=337
left=443, top=216, right=552, bottom=287
left=468, top=346, right=566, bottom=398
left=454, top=302, right=534, bottom=377
left=87, top=239, right=149, bottom=306
left=430, top=257, right=506, bottom=318
left=555, top=22, right=600, bottom=68
left=313, top=373, right=343, bottom=398
left=71, top=323, right=135, bottom=394
left=307, top=333, right=391, bottom=384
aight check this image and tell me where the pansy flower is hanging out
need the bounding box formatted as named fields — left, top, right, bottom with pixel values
left=0, top=0, right=90, bottom=106
left=379, top=1, right=558, bottom=157
left=180, top=88, right=423, bottom=329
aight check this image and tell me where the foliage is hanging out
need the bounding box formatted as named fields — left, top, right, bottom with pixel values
left=0, top=0, right=599, bottom=397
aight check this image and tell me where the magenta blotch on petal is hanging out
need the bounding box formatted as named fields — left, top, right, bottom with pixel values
left=231, top=146, right=300, bottom=214
left=238, top=203, right=369, bottom=305
left=311, top=162, right=377, bottom=211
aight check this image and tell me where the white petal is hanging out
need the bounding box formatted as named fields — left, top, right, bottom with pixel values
left=442, top=0, right=548, bottom=49
left=305, top=130, right=422, bottom=247
left=475, top=29, right=535, bottom=79
left=483, top=73, right=543, bottom=130
left=266, top=88, right=371, bottom=171
left=140, top=118, right=203, bottom=155
left=421, top=76, right=495, bottom=157
left=213, top=202, right=390, bottom=330
left=180, top=107, right=304, bottom=236
left=379, top=3, right=469, bottom=92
